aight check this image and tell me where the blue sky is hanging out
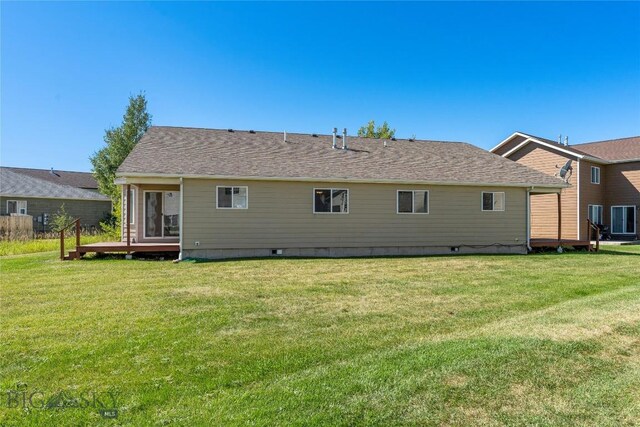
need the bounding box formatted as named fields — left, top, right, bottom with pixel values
left=2, top=1, right=639, bottom=171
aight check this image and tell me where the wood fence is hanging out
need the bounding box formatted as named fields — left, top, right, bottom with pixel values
left=0, top=215, right=34, bottom=240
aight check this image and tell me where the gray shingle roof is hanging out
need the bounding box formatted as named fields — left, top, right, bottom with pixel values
left=117, top=126, right=567, bottom=188
left=515, top=132, right=640, bottom=162
left=2, top=167, right=99, bottom=189
left=0, top=168, right=110, bottom=200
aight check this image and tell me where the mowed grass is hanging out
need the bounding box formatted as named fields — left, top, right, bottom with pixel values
left=1, top=247, right=639, bottom=426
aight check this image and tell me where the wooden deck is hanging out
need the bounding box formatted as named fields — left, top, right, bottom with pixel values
left=530, top=239, right=593, bottom=251
left=66, top=242, right=179, bottom=259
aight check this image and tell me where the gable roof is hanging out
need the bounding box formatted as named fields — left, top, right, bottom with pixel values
left=571, top=136, right=640, bottom=162
left=117, top=126, right=566, bottom=188
left=0, top=168, right=110, bottom=201
left=1, top=166, right=99, bottom=189
left=492, top=132, right=640, bottom=163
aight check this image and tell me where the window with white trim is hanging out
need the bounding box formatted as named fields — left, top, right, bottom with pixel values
left=588, top=204, right=603, bottom=225
left=7, top=200, right=27, bottom=215
left=314, top=188, right=349, bottom=213
left=217, top=186, right=248, bottom=209
left=397, top=190, right=429, bottom=214
left=482, top=192, right=505, bottom=211
left=591, top=166, right=600, bottom=184
left=129, top=189, right=135, bottom=224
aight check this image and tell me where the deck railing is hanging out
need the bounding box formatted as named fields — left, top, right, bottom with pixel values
left=586, top=218, right=600, bottom=252
left=60, top=218, right=81, bottom=260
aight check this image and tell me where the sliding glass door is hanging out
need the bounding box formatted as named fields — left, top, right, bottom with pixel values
left=611, top=206, right=636, bottom=235
left=145, top=191, right=180, bottom=238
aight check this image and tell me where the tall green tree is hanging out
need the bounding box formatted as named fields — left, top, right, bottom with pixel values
left=90, top=93, right=151, bottom=200
left=357, top=120, right=396, bottom=139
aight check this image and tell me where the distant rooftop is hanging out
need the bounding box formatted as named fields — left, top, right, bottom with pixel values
left=2, top=166, right=99, bottom=189
left=0, top=167, right=109, bottom=200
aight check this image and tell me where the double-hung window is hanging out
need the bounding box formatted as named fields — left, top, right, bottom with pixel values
left=482, top=192, right=505, bottom=211
left=397, top=190, right=429, bottom=214
left=7, top=200, right=27, bottom=215
left=217, top=186, right=248, bottom=209
left=314, top=188, right=349, bottom=213
left=588, top=204, right=603, bottom=225
left=591, top=166, right=601, bottom=184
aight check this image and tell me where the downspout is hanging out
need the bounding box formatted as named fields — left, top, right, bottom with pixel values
left=179, top=177, right=184, bottom=261
left=526, top=187, right=532, bottom=252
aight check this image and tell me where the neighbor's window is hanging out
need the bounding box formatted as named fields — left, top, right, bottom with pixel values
left=482, top=192, right=505, bottom=211
left=7, top=200, right=27, bottom=215
left=314, top=188, right=349, bottom=213
left=217, top=186, right=248, bottom=209
left=588, top=204, right=603, bottom=225
left=397, top=190, right=429, bottom=214
left=591, top=166, right=601, bottom=184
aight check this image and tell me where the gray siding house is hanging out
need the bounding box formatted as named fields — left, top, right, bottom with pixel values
left=0, top=167, right=112, bottom=233
left=115, top=126, right=567, bottom=259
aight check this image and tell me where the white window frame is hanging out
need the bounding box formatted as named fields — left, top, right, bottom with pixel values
left=588, top=204, right=603, bottom=225
left=7, top=200, right=27, bottom=215
left=591, top=166, right=600, bottom=184
left=481, top=192, right=505, bottom=212
left=129, top=189, right=135, bottom=225
left=313, top=188, right=349, bottom=214
left=216, top=186, right=249, bottom=209
left=142, top=190, right=180, bottom=239
left=396, top=190, right=429, bottom=214
left=611, top=205, right=636, bottom=235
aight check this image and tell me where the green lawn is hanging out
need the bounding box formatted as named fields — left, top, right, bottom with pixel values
left=1, top=247, right=639, bottom=426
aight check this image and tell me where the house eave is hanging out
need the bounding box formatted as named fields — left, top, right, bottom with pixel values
left=115, top=172, right=567, bottom=189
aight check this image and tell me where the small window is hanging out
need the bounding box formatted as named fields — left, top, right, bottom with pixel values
left=482, top=192, right=505, bottom=211
left=217, top=186, right=248, bottom=209
left=397, top=190, right=429, bottom=214
left=591, top=166, right=600, bottom=184
left=7, top=200, right=27, bottom=215
left=588, top=204, right=603, bottom=225
left=314, top=188, right=348, bottom=213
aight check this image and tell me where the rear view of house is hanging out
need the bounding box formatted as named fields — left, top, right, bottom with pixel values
left=113, top=126, right=567, bottom=260
left=0, top=167, right=112, bottom=233
left=492, top=133, right=639, bottom=240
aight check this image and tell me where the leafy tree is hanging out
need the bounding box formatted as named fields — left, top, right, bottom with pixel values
left=90, top=93, right=151, bottom=237
left=51, top=204, right=73, bottom=233
left=357, top=120, right=396, bottom=139
left=90, top=93, right=151, bottom=200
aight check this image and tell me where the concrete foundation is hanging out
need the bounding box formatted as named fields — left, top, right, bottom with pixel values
left=182, top=244, right=527, bottom=260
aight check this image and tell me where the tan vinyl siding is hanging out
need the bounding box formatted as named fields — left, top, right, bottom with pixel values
left=508, top=143, right=578, bottom=239
left=182, top=179, right=526, bottom=250
left=604, top=161, right=640, bottom=235
left=579, top=160, right=606, bottom=238
left=492, top=134, right=529, bottom=156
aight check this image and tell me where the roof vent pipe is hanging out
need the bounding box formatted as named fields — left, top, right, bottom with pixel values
left=284, top=131, right=287, bottom=142
left=332, top=128, right=337, bottom=149
left=342, top=128, right=347, bottom=150
left=558, top=134, right=562, bottom=144
left=564, top=136, right=569, bottom=146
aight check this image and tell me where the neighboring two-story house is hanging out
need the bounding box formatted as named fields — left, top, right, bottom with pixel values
left=491, top=132, right=639, bottom=241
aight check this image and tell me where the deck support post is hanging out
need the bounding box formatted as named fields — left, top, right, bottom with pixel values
left=557, top=192, right=562, bottom=242
left=126, top=184, right=131, bottom=253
